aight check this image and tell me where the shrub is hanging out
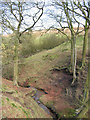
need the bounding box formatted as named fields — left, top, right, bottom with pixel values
left=37, top=33, right=66, bottom=50
left=2, top=63, right=14, bottom=81
left=20, top=33, right=37, bottom=58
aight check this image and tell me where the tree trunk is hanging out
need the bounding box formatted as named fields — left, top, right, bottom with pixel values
left=72, top=35, right=77, bottom=84
left=71, top=39, right=73, bottom=70
left=77, top=101, right=89, bottom=118
left=13, top=32, right=19, bottom=86
left=77, top=54, right=90, bottom=118
left=83, top=59, right=90, bottom=103
left=82, top=21, right=88, bottom=67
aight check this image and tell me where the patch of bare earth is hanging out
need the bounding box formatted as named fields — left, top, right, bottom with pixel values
left=39, top=70, right=74, bottom=112
left=2, top=78, right=52, bottom=118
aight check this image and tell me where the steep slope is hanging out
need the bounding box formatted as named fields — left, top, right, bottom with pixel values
left=2, top=78, right=52, bottom=118
left=2, top=35, right=88, bottom=118
left=18, top=36, right=84, bottom=88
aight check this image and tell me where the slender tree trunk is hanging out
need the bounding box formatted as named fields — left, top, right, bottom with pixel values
left=71, top=39, right=73, bottom=70
left=13, top=32, right=19, bottom=86
left=82, top=21, right=88, bottom=67
left=77, top=101, right=89, bottom=118
left=77, top=63, right=89, bottom=118
left=83, top=59, right=90, bottom=103
left=72, top=35, right=77, bottom=84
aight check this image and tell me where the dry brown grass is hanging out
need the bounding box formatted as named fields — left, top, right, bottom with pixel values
left=2, top=27, right=84, bottom=38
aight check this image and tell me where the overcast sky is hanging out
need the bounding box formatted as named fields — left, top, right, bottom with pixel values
left=0, top=0, right=87, bottom=35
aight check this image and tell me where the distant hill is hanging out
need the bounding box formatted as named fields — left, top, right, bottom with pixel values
left=1, top=27, right=84, bottom=38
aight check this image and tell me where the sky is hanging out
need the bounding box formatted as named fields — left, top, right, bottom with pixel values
left=0, top=0, right=87, bottom=35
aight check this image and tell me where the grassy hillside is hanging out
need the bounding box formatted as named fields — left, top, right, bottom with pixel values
left=2, top=32, right=88, bottom=118
left=2, top=34, right=84, bottom=83
left=18, top=35, right=84, bottom=87
left=2, top=78, right=52, bottom=118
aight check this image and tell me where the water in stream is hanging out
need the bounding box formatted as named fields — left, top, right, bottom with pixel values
left=29, top=86, right=57, bottom=118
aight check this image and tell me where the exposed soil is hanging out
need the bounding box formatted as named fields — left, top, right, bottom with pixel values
left=37, top=69, right=75, bottom=113
left=2, top=41, right=88, bottom=118
left=2, top=67, right=77, bottom=118
left=2, top=78, right=53, bottom=118
left=2, top=58, right=88, bottom=119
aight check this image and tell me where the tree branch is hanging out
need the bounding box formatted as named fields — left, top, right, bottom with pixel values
left=21, top=6, right=44, bottom=35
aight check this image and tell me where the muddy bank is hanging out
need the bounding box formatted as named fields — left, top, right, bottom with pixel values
left=28, top=86, right=58, bottom=119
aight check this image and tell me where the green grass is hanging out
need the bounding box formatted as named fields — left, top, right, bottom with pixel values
left=11, top=103, right=17, bottom=108
left=42, top=54, right=59, bottom=61
left=2, top=33, right=84, bottom=84
left=2, top=100, right=4, bottom=105
left=2, top=34, right=86, bottom=118
left=2, top=95, right=52, bottom=118
left=58, top=108, right=76, bottom=118
left=6, top=97, right=9, bottom=101
left=19, top=106, right=28, bottom=118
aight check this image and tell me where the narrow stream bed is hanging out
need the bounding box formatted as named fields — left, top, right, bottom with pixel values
left=29, top=86, right=57, bottom=119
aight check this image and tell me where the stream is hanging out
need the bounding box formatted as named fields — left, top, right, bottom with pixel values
left=28, top=86, right=58, bottom=119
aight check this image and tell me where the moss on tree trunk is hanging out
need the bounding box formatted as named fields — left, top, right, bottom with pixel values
left=71, top=35, right=77, bottom=84
left=71, top=39, right=73, bottom=70
left=77, top=60, right=90, bottom=118
left=13, top=32, right=19, bottom=86
left=82, top=20, right=88, bottom=67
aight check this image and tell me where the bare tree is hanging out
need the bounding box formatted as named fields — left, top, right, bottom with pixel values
left=0, top=0, right=45, bottom=86
left=48, top=0, right=84, bottom=84
left=64, top=0, right=89, bottom=68
left=73, top=0, right=89, bottom=68
left=76, top=61, right=89, bottom=118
